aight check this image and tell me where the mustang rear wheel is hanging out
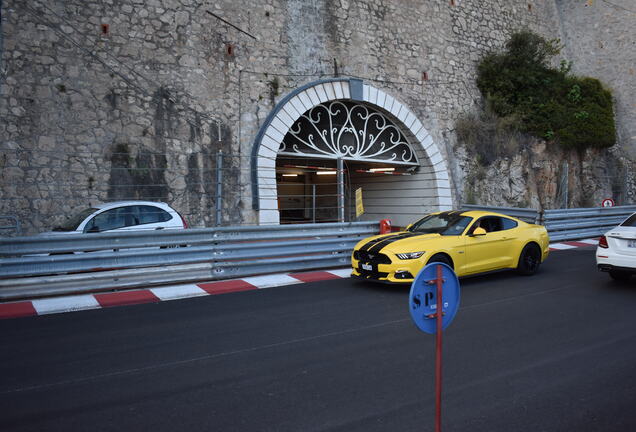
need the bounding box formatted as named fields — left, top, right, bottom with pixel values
left=517, top=244, right=541, bottom=275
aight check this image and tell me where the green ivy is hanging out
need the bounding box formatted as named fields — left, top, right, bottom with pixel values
left=476, top=30, right=615, bottom=150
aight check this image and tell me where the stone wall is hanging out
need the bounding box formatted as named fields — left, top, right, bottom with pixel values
left=462, top=140, right=636, bottom=209
left=555, top=0, right=636, bottom=158
left=0, top=0, right=632, bottom=234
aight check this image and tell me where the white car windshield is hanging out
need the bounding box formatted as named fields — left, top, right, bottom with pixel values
left=54, top=208, right=97, bottom=231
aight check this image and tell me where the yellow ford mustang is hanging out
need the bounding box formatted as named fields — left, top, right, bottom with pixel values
left=352, top=210, right=550, bottom=283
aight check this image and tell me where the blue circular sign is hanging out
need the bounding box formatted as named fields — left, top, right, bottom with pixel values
left=409, top=262, right=461, bottom=334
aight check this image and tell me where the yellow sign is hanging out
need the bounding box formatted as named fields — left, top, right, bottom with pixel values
left=355, top=188, right=364, bottom=218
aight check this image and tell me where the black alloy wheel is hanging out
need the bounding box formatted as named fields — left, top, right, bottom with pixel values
left=517, top=244, right=541, bottom=275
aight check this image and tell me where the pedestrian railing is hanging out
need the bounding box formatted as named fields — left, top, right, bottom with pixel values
left=0, top=221, right=378, bottom=300
left=0, top=215, right=21, bottom=237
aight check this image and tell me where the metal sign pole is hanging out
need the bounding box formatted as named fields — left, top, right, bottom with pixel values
left=435, top=264, right=443, bottom=432
left=409, top=262, right=460, bottom=432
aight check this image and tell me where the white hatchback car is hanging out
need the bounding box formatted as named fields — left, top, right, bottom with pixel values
left=596, top=212, right=636, bottom=281
left=50, top=201, right=188, bottom=234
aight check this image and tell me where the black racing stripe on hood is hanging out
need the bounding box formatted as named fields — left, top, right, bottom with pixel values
left=359, top=232, right=413, bottom=252
left=366, top=232, right=422, bottom=253
left=359, top=233, right=395, bottom=252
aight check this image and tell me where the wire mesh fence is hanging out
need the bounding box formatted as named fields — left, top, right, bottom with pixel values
left=6, top=139, right=630, bottom=237
left=1, top=145, right=435, bottom=236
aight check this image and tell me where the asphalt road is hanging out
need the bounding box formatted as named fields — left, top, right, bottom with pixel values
left=1, top=247, right=635, bottom=432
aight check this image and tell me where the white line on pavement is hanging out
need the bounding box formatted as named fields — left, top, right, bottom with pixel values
left=150, top=284, right=208, bottom=301
left=243, top=274, right=302, bottom=289
left=32, top=294, right=101, bottom=315
left=325, top=268, right=352, bottom=278
left=550, top=243, right=578, bottom=250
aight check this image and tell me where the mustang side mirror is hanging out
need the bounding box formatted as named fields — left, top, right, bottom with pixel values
left=471, top=227, right=487, bottom=237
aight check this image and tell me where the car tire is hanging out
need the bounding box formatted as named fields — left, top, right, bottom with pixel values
left=609, top=270, right=631, bottom=282
left=427, top=254, right=453, bottom=269
left=517, top=244, right=541, bottom=276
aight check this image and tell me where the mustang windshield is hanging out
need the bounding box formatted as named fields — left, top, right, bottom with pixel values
left=408, top=213, right=472, bottom=236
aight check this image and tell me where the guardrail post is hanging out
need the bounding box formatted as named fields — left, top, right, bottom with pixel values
left=312, top=184, right=316, bottom=224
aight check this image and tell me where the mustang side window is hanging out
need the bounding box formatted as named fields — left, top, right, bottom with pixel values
left=501, top=218, right=518, bottom=230
left=474, top=217, right=503, bottom=233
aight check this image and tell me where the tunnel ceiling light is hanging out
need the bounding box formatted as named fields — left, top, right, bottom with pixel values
left=316, top=171, right=337, bottom=175
left=368, top=167, right=395, bottom=172
left=355, top=169, right=411, bottom=176
left=284, top=164, right=333, bottom=171
left=282, top=174, right=298, bottom=177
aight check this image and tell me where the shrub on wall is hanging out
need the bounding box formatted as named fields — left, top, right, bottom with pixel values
left=476, top=30, right=615, bottom=150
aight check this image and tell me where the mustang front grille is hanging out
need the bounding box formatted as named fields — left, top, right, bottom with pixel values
left=354, top=250, right=392, bottom=264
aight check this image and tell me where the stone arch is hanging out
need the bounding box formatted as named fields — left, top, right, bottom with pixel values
left=251, top=78, right=452, bottom=225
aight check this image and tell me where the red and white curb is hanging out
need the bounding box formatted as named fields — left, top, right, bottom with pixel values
left=0, top=268, right=351, bottom=320
left=0, top=240, right=599, bottom=320
left=549, top=238, right=599, bottom=251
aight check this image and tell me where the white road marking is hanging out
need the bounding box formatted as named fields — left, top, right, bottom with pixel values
left=243, top=274, right=301, bottom=288
left=325, top=268, right=352, bottom=278
left=150, top=284, right=208, bottom=301
left=32, top=294, right=101, bottom=315
left=579, top=239, right=599, bottom=245
left=549, top=243, right=578, bottom=250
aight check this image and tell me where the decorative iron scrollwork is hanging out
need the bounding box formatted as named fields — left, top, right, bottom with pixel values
left=279, top=101, right=418, bottom=165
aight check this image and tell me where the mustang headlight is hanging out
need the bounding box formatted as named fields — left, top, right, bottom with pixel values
left=396, top=251, right=425, bottom=260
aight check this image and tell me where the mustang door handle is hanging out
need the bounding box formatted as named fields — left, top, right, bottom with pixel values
left=155, top=227, right=165, bottom=230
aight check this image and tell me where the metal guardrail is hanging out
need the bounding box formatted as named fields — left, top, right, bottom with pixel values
left=543, top=206, right=636, bottom=242
left=3, top=205, right=636, bottom=302
left=0, top=221, right=379, bottom=300
left=462, top=204, right=636, bottom=242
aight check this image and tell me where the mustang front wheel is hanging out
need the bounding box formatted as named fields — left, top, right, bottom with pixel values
left=427, top=254, right=453, bottom=269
